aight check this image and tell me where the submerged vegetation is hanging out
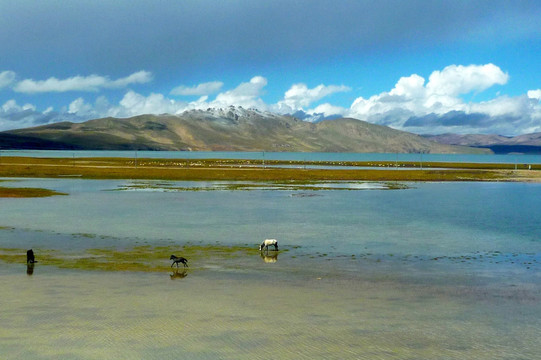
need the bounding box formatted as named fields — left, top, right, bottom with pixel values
left=0, top=244, right=258, bottom=272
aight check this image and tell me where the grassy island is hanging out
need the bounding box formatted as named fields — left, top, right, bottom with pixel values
left=0, top=156, right=539, bottom=184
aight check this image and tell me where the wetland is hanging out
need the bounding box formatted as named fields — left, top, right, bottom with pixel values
left=1, top=158, right=541, bottom=359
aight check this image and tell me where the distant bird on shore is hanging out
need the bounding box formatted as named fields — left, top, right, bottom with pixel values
left=170, top=255, right=188, bottom=268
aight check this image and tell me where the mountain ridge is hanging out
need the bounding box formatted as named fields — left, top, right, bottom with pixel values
left=0, top=107, right=489, bottom=154
left=424, top=133, right=541, bottom=154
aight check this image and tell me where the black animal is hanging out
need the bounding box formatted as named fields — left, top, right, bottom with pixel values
left=27, top=249, right=37, bottom=264
left=170, top=255, right=188, bottom=268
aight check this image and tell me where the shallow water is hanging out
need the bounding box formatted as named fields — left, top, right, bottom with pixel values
left=1, top=178, right=541, bottom=359
left=1, top=259, right=540, bottom=360
left=1, top=178, right=540, bottom=257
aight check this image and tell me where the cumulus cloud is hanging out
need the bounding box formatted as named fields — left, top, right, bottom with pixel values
left=277, top=83, right=350, bottom=111
left=2, top=99, right=36, bottom=113
left=0, top=71, right=16, bottom=89
left=106, top=77, right=269, bottom=117
left=116, top=91, right=185, bottom=117
left=2, top=65, right=540, bottom=135
left=426, top=64, right=508, bottom=97
left=213, top=76, right=268, bottom=109
left=68, top=98, right=94, bottom=116
left=528, top=89, right=541, bottom=101
left=13, top=71, right=152, bottom=93
left=0, top=99, right=81, bottom=130
left=345, top=64, right=529, bottom=134
left=170, top=81, right=224, bottom=96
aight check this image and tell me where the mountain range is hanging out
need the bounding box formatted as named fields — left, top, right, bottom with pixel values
left=424, top=133, right=541, bottom=154
left=0, top=106, right=513, bottom=154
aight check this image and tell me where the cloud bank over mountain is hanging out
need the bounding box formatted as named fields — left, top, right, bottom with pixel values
left=1, top=64, right=540, bottom=136
left=1, top=2, right=539, bottom=136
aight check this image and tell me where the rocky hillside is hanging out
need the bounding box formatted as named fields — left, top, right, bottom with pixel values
left=1, top=107, right=489, bottom=153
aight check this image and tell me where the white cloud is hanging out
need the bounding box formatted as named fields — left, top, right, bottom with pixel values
left=2, top=66, right=540, bottom=136
left=108, top=71, right=153, bottom=88
left=0, top=71, right=16, bottom=89
left=213, top=76, right=268, bottom=109
left=528, top=89, right=541, bottom=100
left=110, top=77, right=268, bottom=117
left=68, top=97, right=94, bottom=115
left=347, top=64, right=522, bottom=132
left=115, top=91, right=185, bottom=117
left=426, top=64, right=508, bottom=97
left=278, top=83, right=350, bottom=111
left=13, top=71, right=152, bottom=93
left=0, top=99, right=78, bottom=131
left=389, top=74, right=425, bottom=98
left=1, top=99, right=35, bottom=113
left=310, top=103, right=348, bottom=117
left=170, top=81, right=224, bottom=96
left=2, top=99, right=20, bottom=112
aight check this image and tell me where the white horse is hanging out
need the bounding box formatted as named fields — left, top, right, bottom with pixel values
left=259, top=239, right=278, bottom=251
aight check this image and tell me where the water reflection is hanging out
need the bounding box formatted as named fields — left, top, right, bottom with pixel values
left=170, top=269, right=188, bottom=280
left=26, top=262, right=35, bottom=276
left=260, top=252, right=278, bottom=263
left=26, top=249, right=36, bottom=276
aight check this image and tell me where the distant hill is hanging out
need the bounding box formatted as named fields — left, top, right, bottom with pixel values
left=0, top=107, right=489, bottom=154
left=425, top=133, right=541, bottom=154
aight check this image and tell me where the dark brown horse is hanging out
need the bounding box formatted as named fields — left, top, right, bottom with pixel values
left=170, top=255, right=188, bottom=268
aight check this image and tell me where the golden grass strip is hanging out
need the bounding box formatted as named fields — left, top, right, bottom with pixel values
left=0, top=156, right=538, bottom=182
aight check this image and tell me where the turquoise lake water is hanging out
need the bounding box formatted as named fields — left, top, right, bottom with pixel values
left=3, top=149, right=541, bottom=164
left=1, top=178, right=540, bottom=359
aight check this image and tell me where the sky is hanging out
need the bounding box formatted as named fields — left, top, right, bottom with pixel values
left=0, top=0, right=540, bottom=136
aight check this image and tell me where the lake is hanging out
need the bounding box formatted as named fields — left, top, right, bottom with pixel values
left=3, top=149, right=541, bottom=164
left=1, top=178, right=540, bottom=359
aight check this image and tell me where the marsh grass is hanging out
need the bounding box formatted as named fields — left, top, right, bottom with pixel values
left=0, top=244, right=258, bottom=272
left=0, top=156, right=535, bottom=182
left=0, top=186, right=67, bottom=198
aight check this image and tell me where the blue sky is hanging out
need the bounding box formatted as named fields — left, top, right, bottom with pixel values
left=0, top=0, right=540, bottom=135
